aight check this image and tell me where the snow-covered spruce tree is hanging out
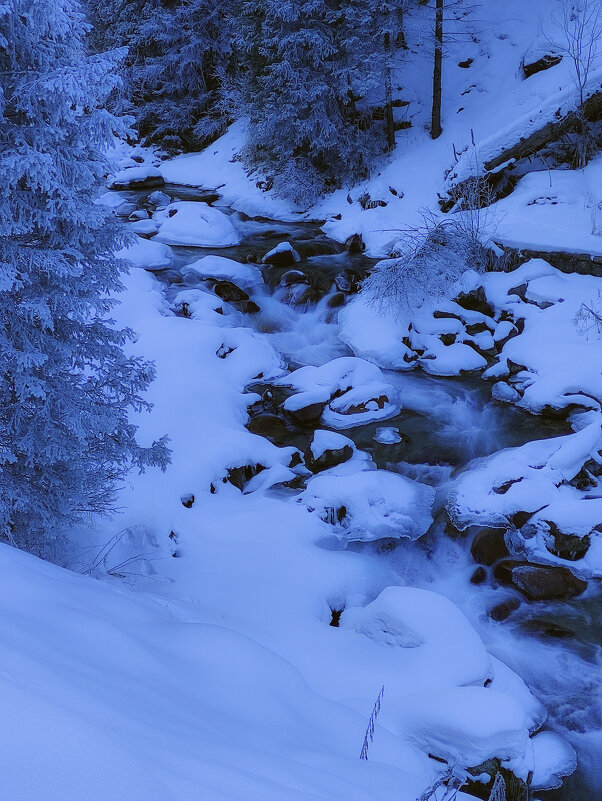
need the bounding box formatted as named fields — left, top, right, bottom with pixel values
left=231, top=0, right=384, bottom=204
left=0, top=0, right=169, bottom=556
left=88, top=0, right=232, bottom=152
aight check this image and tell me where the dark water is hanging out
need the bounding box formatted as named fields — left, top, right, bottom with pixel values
left=124, top=182, right=600, bottom=801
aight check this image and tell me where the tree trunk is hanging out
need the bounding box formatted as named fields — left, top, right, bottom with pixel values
left=430, top=0, right=443, bottom=139
left=384, top=31, right=395, bottom=150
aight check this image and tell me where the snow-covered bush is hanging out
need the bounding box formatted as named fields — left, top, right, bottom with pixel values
left=0, top=0, right=169, bottom=555
left=363, top=211, right=493, bottom=316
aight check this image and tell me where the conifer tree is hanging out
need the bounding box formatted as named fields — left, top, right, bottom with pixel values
left=89, top=0, right=232, bottom=152
left=0, top=0, right=169, bottom=555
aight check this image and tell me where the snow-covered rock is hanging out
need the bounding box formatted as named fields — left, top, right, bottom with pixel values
left=181, top=255, right=264, bottom=290
left=299, top=469, right=434, bottom=542
left=109, top=165, right=164, bottom=190
left=154, top=201, right=242, bottom=247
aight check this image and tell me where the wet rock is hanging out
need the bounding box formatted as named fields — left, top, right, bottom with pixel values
left=240, top=300, right=260, bottom=314
left=494, top=561, right=587, bottom=601
left=488, top=597, right=521, bottom=622
left=280, top=270, right=310, bottom=286
left=471, top=529, right=510, bottom=566
left=286, top=400, right=326, bottom=424
left=213, top=280, right=249, bottom=303
left=327, top=292, right=346, bottom=308
left=246, top=413, right=288, bottom=443
left=521, top=618, right=576, bottom=640
left=345, top=233, right=365, bottom=254
left=262, top=242, right=300, bottom=267
left=470, top=566, right=487, bottom=585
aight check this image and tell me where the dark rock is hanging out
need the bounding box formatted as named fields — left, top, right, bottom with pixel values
left=458, top=58, right=473, bottom=68
left=494, top=561, right=588, bottom=601
left=440, top=333, right=457, bottom=346
left=327, top=292, right=346, bottom=308
left=226, top=463, right=266, bottom=491
left=456, top=286, right=494, bottom=317
left=247, top=414, right=288, bottom=443
left=280, top=270, right=310, bottom=286
left=329, top=609, right=343, bottom=627
left=523, top=52, right=562, bottom=79
left=470, top=566, right=487, bottom=585
left=345, top=233, right=365, bottom=254
left=287, top=401, right=326, bottom=424
left=546, top=524, right=591, bottom=561
left=110, top=172, right=164, bottom=191
left=180, top=493, right=195, bottom=508
left=471, top=528, right=510, bottom=566
left=241, top=300, right=260, bottom=314
left=262, top=243, right=300, bottom=267
left=305, top=443, right=353, bottom=473
left=488, top=597, right=521, bottom=622
left=213, top=281, right=249, bottom=303
left=288, top=450, right=304, bottom=468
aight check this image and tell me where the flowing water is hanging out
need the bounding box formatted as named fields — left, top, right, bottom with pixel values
left=126, top=184, right=601, bottom=801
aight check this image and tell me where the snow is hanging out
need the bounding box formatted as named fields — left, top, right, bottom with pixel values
left=262, top=241, right=301, bottom=263
left=154, top=201, right=242, bottom=247
left=309, top=429, right=356, bottom=459
left=491, top=158, right=602, bottom=258
left=116, top=235, right=174, bottom=270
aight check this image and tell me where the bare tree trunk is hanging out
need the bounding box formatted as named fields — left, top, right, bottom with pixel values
left=430, top=0, right=443, bottom=139
left=384, top=31, right=395, bottom=150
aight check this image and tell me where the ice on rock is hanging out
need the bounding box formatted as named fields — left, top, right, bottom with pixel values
left=154, top=201, right=242, bottom=247
left=181, top=255, right=264, bottom=290
left=116, top=235, right=174, bottom=270
left=299, top=469, right=434, bottom=541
